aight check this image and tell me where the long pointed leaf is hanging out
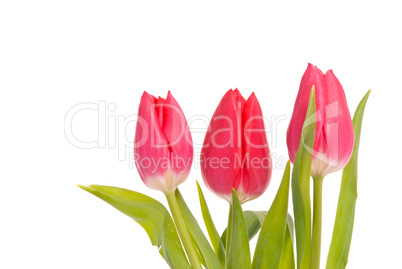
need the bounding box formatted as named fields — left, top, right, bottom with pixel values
left=175, top=189, right=222, bottom=269
left=292, top=87, right=316, bottom=269
left=326, top=90, right=371, bottom=269
left=196, top=181, right=226, bottom=267
left=221, top=210, right=295, bottom=269
left=286, top=214, right=295, bottom=245
left=252, top=161, right=291, bottom=269
left=226, top=189, right=252, bottom=269
left=279, top=215, right=296, bottom=269
left=78, top=185, right=191, bottom=269
left=221, top=211, right=264, bottom=245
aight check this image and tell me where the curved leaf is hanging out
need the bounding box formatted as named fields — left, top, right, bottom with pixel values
left=279, top=215, right=296, bottom=269
left=286, top=214, right=295, bottom=245
left=175, top=189, right=222, bottom=269
left=78, top=185, right=191, bottom=269
left=196, top=181, right=226, bottom=267
left=292, top=87, right=316, bottom=269
left=326, top=90, right=371, bottom=269
left=221, top=210, right=264, bottom=245
left=226, top=189, right=252, bottom=269
left=252, top=161, right=291, bottom=269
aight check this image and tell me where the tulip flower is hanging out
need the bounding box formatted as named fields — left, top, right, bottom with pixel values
left=201, top=89, right=272, bottom=204
left=287, top=63, right=354, bottom=178
left=134, top=91, right=202, bottom=268
left=134, top=91, right=193, bottom=193
left=287, top=64, right=355, bottom=269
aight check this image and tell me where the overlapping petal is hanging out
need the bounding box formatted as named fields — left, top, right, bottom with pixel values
left=201, top=89, right=272, bottom=203
left=134, top=91, right=193, bottom=192
left=287, top=64, right=354, bottom=177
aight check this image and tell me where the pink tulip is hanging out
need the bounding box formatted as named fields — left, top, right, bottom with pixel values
left=134, top=91, right=193, bottom=193
left=287, top=63, right=354, bottom=177
left=201, top=89, right=272, bottom=203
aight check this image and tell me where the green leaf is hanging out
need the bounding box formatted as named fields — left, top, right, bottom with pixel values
left=224, top=210, right=294, bottom=269
left=252, top=211, right=269, bottom=225
left=326, top=90, right=371, bottom=269
left=196, top=181, right=226, bottom=267
left=244, top=211, right=265, bottom=240
left=292, top=87, right=316, bottom=269
left=221, top=210, right=295, bottom=269
left=226, top=189, right=252, bottom=269
left=221, top=210, right=265, bottom=246
left=286, top=214, right=295, bottom=245
left=78, top=185, right=191, bottom=269
left=279, top=215, right=296, bottom=269
left=252, top=161, right=291, bottom=269
left=175, top=189, right=222, bottom=269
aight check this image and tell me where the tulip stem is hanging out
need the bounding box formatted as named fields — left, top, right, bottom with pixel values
left=311, top=176, right=324, bottom=269
left=165, top=191, right=202, bottom=269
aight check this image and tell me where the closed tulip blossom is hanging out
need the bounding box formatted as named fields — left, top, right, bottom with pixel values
left=201, top=89, right=272, bottom=204
left=287, top=64, right=355, bottom=178
left=134, top=91, right=193, bottom=193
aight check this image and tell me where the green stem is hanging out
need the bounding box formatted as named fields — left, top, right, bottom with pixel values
left=225, top=204, right=233, bottom=264
left=165, top=191, right=202, bottom=269
left=311, top=176, right=324, bottom=269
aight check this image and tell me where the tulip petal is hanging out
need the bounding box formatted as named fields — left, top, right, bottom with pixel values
left=156, top=96, right=165, bottom=126
left=318, top=70, right=355, bottom=176
left=201, top=89, right=243, bottom=200
left=287, top=64, right=355, bottom=178
left=134, top=92, right=170, bottom=189
left=287, top=63, right=326, bottom=163
left=240, top=92, right=272, bottom=202
left=161, top=91, right=193, bottom=176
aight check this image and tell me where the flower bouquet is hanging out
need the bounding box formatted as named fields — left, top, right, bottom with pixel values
left=79, top=64, right=370, bottom=269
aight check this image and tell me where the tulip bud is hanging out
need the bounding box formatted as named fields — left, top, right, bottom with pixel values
left=201, top=89, right=272, bottom=204
left=134, top=91, right=193, bottom=193
left=287, top=63, right=354, bottom=178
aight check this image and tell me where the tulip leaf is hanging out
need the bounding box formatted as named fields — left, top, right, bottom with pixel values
left=252, top=161, right=291, bottom=269
left=292, top=86, right=316, bottom=269
left=196, top=181, right=226, bottom=267
left=279, top=215, right=296, bottom=269
left=286, top=213, right=295, bottom=245
left=326, top=90, right=371, bottom=269
left=175, top=189, right=222, bottom=269
left=220, top=210, right=265, bottom=246
left=78, top=185, right=191, bottom=269
left=252, top=210, right=269, bottom=225
left=226, top=189, right=252, bottom=269
left=223, top=210, right=295, bottom=269
left=221, top=210, right=295, bottom=269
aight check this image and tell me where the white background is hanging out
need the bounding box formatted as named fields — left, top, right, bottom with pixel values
left=1, top=1, right=401, bottom=268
